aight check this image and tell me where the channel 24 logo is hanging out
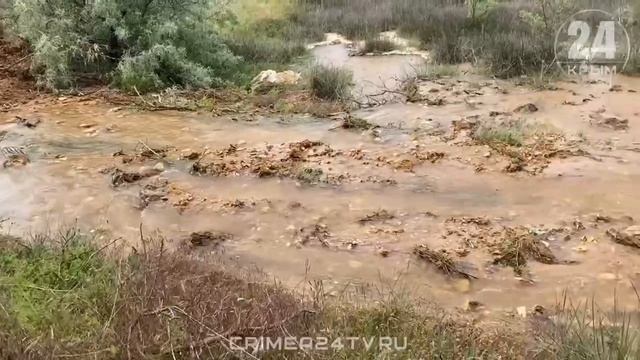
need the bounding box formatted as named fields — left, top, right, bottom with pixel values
left=555, top=9, right=631, bottom=76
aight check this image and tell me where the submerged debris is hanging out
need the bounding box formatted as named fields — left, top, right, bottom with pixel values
left=411, top=148, right=445, bottom=163
left=14, top=115, right=40, bottom=128
left=606, top=226, right=640, bottom=248
left=296, top=224, right=330, bottom=247
left=189, top=231, right=233, bottom=247
left=114, top=145, right=169, bottom=164
left=1, top=146, right=29, bottom=168
left=446, top=216, right=491, bottom=226
left=340, top=115, right=375, bottom=130
left=287, top=139, right=324, bottom=161
left=359, top=210, right=395, bottom=224
left=588, top=113, right=629, bottom=131
left=138, top=178, right=169, bottom=208
left=296, top=167, right=324, bottom=184
left=492, top=226, right=558, bottom=275
left=413, top=244, right=477, bottom=279
left=111, top=166, right=163, bottom=187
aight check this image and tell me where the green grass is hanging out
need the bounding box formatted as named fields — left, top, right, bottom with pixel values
left=0, top=232, right=115, bottom=341
left=473, top=119, right=530, bottom=147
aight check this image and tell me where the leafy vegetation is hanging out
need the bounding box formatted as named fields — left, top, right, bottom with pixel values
left=8, top=0, right=240, bottom=91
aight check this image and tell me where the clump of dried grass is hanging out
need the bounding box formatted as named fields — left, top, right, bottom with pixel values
left=413, top=244, right=476, bottom=279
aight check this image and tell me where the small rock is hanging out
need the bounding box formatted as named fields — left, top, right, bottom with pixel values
left=609, top=84, right=623, bottom=92
left=153, top=162, right=165, bottom=172
left=589, top=113, right=629, bottom=131
left=15, top=116, right=41, bottom=128
left=514, top=103, right=538, bottom=113
left=533, top=305, right=546, bottom=316
left=516, top=306, right=527, bottom=318
left=465, top=300, right=484, bottom=312
left=377, top=247, right=390, bottom=257
left=79, top=123, right=96, bottom=129
left=181, top=150, right=201, bottom=160
left=250, top=70, right=301, bottom=94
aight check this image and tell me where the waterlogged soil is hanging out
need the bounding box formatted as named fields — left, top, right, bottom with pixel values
left=2, top=49, right=640, bottom=315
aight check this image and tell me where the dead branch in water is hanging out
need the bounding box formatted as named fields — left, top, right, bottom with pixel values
left=413, top=244, right=477, bottom=279
left=133, top=86, right=195, bottom=111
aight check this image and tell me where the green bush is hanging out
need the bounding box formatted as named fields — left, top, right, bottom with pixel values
left=9, top=0, right=239, bottom=91
left=116, top=44, right=214, bottom=93
left=307, top=64, right=353, bottom=101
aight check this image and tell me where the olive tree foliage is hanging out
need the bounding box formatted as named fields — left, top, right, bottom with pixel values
left=10, top=0, right=239, bottom=91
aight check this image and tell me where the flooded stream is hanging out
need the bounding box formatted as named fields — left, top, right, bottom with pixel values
left=2, top=42, right=640, bottom=314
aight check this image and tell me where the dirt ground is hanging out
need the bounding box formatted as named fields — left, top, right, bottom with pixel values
left=0, top=37, right=40, bottom=110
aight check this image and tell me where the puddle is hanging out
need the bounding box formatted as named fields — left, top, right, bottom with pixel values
left=312, top=44, right=423, bottom=99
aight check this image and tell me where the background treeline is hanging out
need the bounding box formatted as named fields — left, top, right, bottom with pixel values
left=1, top=0, right=639, bottom=92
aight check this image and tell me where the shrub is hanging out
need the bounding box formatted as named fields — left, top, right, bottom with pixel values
left=485, top=32, right=556, bottom=79
left=116, top=45, right=215, bottom=93
left=307, top=64, right=353, bottom=101
left=9, top=0, right=239, bottom=91
left=361, top=37, right=397, bottom=54
left=415, top=6, right=470, bottom=46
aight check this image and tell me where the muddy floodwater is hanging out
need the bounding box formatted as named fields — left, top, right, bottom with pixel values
left=2, top=46, right=640, bottom=314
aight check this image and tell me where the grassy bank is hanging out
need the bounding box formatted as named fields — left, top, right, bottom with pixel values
left=0, top=230, right=639, bottom=359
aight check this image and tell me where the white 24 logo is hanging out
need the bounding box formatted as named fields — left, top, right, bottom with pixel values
left=568, top=20, right=616, bottom=60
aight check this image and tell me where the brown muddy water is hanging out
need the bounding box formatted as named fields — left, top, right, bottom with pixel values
left=2, top=45, right=640, bottom=315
